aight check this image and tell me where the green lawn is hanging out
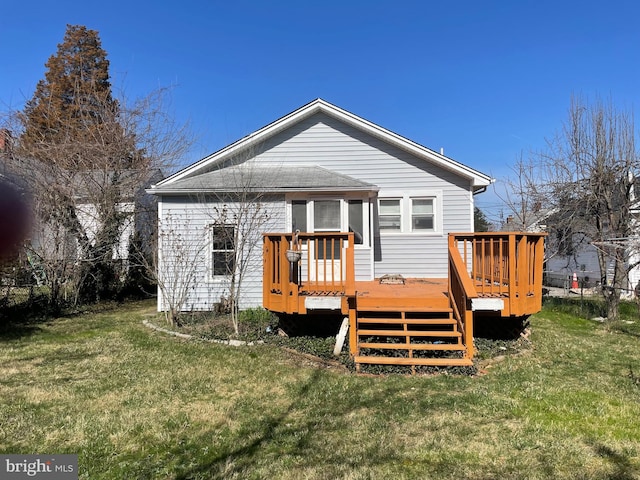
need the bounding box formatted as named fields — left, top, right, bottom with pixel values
left=1, top=299, right=639, bottom=479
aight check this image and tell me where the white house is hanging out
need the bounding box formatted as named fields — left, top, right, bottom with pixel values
left=148, top=99, right=493, bottom=313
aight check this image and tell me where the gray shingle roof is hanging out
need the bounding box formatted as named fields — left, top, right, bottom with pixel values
left=149, top=165, right=377, bottom=194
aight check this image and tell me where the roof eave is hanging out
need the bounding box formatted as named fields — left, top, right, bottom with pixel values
left=148, top=185, right=379, bottom=196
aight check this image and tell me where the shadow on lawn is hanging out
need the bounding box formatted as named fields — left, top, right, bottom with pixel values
left=172, top=369, right=402, bottom=479
left=591, top=442, right=639, bottom=480
left=0, top=295, right=55, bottom=339
left=0, top=296, right=143, bottom=340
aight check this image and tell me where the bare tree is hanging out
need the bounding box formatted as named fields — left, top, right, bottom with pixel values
left=495, top=153, right=548, bottom=231
left=0, top=25, right=192, bottom=306
left=147, top=154, right=281, bottom=331
left=2, top=89, right=190, bottom=305
left=536, top=96, right=640, bottom=321
left=206, top=164, right=274, bottom=334
left=147, top=212, right=209, bottom=326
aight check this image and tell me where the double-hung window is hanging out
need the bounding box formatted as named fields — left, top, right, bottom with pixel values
left=411, top=198, right=434, bottom=232
left=379, top=199, right=402, bottom=231
left=378, top=194, right=439, bottom=233
left=211, top=225, right=235, bottom=277
left=348, top=199, right=364, bottom=244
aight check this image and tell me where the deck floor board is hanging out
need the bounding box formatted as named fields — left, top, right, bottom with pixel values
left=355, top=278, right=449, bottom=310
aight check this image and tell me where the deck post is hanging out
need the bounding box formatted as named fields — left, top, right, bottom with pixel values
left=348, top=299, right=357, bottom=356
left=279, top=234, right=295, bottom=313
left=516, top=235, right=528, bottom=316
left=345, top=232, right=355, bottom=296
left=464, top=308, right=474, bottom=359
left=533, top=235, right=545, bottom=311
left=507, top=233, right=517, bottom=315
left=262, top=237, right=271, bottom=311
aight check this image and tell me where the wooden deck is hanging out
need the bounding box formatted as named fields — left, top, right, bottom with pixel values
left=355, top=278, right=449, bottom=310
left=263, top=231, right=546, bottom=371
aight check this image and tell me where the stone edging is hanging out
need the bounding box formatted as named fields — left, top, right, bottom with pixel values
left=142, top=319, right=260, bottom=346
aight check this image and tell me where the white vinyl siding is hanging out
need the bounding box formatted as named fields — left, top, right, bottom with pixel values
left=157, top=194, right=286, bottom=311
left=244, top=113, right=472, bottom=279
left=156, top=109, right=478, bottom=313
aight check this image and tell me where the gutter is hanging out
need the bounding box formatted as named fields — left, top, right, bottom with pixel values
left=473, top=178, right=495, bottom=195
left=146, top=185, right=380, bottom=196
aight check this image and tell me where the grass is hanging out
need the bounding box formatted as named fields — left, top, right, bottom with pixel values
left=0, top=298, right=639, bottom=479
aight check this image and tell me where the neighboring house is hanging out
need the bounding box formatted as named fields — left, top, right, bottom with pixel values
left=520, top=203, right=640, bottom=294
left=1, top=134, right=162, bottom=286
left=544, top=229, right=640, bottom=294
left=148, top=99, right=492, bottom=310
left=0, top=129, right=162, bottom=268
left=25, top=168, right=163, bottom=266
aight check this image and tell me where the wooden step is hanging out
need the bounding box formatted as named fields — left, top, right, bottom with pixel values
left=357, top=329, right=461, bottom=338
left=356, top=305, right=453, bottom=313
left=358, top=342, right=465, bottom=351
left=356, top=299, right=450, bottom=311
left=357, top=317, right=455, bottom=325
left=354, top=356, right=473, bottom=367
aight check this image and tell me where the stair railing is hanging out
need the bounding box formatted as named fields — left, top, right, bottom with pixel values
left=448, top=235, right=478, bottom=359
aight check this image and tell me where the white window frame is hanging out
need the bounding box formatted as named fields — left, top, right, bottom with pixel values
left=210, top=224, right=236, bottom=280
left=378, top=190, right=442, bottom=235
left=378, top=198, right=402, bottom=232
left=410, top=197, right=435, bottom=232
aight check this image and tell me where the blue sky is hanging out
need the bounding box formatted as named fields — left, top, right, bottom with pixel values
left=2, top=0, right=640, bottom=220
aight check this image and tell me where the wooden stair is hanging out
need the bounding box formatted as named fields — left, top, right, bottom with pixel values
left=353, top=306, right=473, bottom=373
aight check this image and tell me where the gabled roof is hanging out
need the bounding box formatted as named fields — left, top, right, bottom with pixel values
left=153, top=99, right=493, bottom=191
left=150, top=165, right=378, bottom=195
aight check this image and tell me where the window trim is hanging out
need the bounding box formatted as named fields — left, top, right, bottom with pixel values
left=410, top=197, right=435, bottom=233
left=285, top=195, right=371, bottom=248
left=378, top=198, right=402, bottom=232
left=377, top=190, right=442, bottom=235
left=210, top=224, right=236, bottom=279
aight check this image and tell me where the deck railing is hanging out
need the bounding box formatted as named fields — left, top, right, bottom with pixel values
left=263, top=232, right=355, bottom=313
left=450, top=232, right=546, bottom=316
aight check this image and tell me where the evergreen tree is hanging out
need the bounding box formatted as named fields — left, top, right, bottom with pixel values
left=17, top=25, right=142, bottom=304
left=21, top=25, right=130, bottom=169
left=474, top=207, right=492, bottom=232
left=8, top=24, right=190, bottom=306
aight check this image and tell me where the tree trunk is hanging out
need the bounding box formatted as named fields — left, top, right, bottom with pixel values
left=605, top=249, right=628, bottom=322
